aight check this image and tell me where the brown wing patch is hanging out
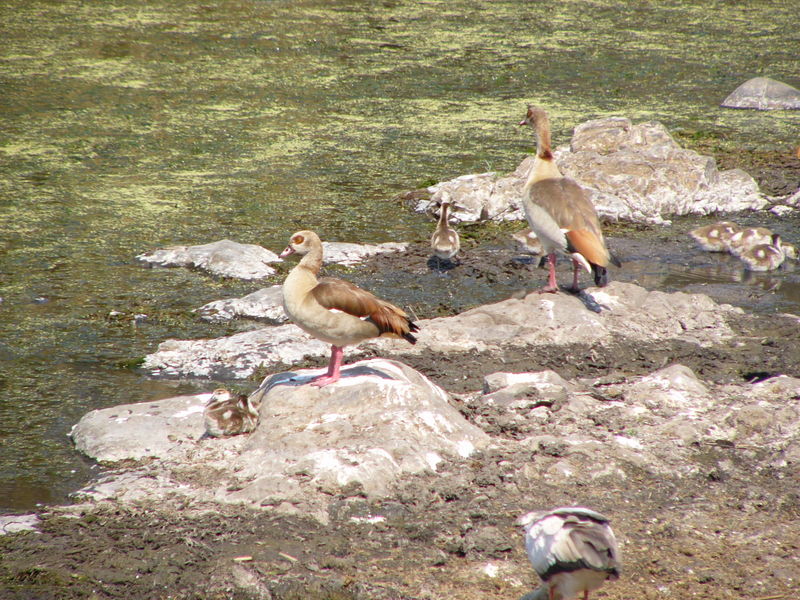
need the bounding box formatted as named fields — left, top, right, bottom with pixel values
left=313, top=278, right=380, bottom=318
left=313, top=278, right=418, bottom=343
left=565, top=229, right=610, bottom=267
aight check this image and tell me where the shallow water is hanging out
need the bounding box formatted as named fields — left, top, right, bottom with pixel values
left=1, top=0, right=799, bottom=511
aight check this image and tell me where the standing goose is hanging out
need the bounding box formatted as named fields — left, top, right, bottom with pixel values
left=280, top=230, right=418, bottom=387
left=520, top=506, right=621, bottom=600
left=519, top=106, right=620, bottom=293
left=689, top=221, right=741, bottom=252
left=430, top=199, right=461, bottom=268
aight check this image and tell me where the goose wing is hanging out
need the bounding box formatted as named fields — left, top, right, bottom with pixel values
left=312, top=278, right=418, bottom=341
left=523, top=508, right=620, bottom=580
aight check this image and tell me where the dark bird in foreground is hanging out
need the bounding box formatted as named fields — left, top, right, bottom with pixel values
left=280, top=230, right=418, bottom=386
left=519, top=506, right=621, bottom=600
left=519, top=106, right=620, bottom=292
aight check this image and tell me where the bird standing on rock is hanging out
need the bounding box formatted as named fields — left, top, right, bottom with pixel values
left=279, top=230, right=418, bottom=387
left=519, top=106, right=620, bottom=293
left=520, top=506, right=621, bottom=600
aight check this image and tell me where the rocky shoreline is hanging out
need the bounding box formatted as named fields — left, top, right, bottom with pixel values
left=2, top=116, right=799, bottom=600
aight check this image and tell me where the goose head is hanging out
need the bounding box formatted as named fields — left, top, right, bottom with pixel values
left=280, top=230, right=320, bottom=259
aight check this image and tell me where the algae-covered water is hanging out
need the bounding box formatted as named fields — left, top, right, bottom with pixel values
left=1, top=0, right=799, bottom=511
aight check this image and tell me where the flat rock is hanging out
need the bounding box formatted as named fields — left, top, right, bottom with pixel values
left=137, top=239, right=281, bottom=280
left=322, top=240, right=408, bottom=266
left=415, top=117, right=766, bottom=225
left=143, top=282, right=741, bottom=380
left=0, top=514, right=41, bottom=536
left=70, top=393, right=210, bottom=461
left=70, top=359, right=490, bottom=515
left=142, top=324, right=328, bottom=379
left=721, top=77, right=800, bottom=110
left=194, top=285, right=287, bottom=324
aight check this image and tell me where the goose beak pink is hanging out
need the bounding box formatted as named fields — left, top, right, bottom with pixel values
left=279, top=246, right=295, bottom=259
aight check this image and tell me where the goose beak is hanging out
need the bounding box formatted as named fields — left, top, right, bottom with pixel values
left=279, top=245, right=296, bottom=259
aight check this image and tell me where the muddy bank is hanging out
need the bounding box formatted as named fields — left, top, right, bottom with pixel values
left=2, top=302, right=799, bottom=600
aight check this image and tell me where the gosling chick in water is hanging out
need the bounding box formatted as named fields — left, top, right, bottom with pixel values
left=727, top=226, right=774, bottom=257
left=520, top=507, right=621, bottom=600
left=689, top=221, right=740, bottom=252
left=430, top=199, right=460, bottom=269
left=738, top=234, right=788, bottom=271
left=203, top=388, right=260, bottom=437
left=512, top=227, right=544, bottom=257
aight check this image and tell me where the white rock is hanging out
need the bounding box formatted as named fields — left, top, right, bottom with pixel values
left=70, top=359, right=490, bottom=510
left=142, top=324, right=328, bottom=379
left=721, top=77, right=800, bottom=110
left=194, top=285, right=288, bottom=323
left=322, top=240, right=408, bottom=266
left=0, top=513, right=41, bottom=535
left=70, top=393, right=209, bottom=461
left=137, top=239, right=280, bottom=279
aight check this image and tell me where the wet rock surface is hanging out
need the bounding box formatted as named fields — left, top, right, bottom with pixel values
left=137, top=239, right=407, bottom=281
left=142, top=281, right=741, bottom=379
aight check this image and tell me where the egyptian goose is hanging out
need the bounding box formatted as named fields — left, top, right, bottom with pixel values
left=738, top=233, right=787, bottom=271
left=689, top=221, right=740, bottom=252
left=520, top=507, right=621, bottom=600
left=519, top=106, right=620, bottom=293
left=280, top=230, right=418, bottom=386
left=727, top=226, right=774, bottom=257
left=203, top=388, right=260, bottom=437
left=430, top=199, right=461, bottom=267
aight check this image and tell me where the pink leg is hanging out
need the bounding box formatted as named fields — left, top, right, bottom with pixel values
left=310, top=345, right=343, bottom=387
left=568, top=258, right=582, bottom=292
left=537, top=253, right=559, bottom=293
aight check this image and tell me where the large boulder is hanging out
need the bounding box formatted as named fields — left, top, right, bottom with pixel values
left=416, top=117, right=766, bottom=225
left=143, top=282, right=741, bottom=380
left=69, top=359, right=490, bottom=517
left=721, top=77, right=800, bottom=110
